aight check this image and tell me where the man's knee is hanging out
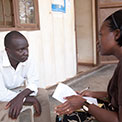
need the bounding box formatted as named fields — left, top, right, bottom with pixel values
left=37, top=88, right=50, bottom=104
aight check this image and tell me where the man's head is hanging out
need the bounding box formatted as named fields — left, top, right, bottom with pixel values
left=4, top=31, right=29, bottom=64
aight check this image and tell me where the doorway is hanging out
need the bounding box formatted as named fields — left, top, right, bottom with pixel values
left=74, top=0, right=98, bottom=73
left=74, top=0, right=122, bottom=74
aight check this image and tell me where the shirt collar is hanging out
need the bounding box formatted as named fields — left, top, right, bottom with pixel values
left=2, top=51, right=26, bottom=67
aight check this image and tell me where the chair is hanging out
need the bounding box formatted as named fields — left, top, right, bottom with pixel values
left=21, top=105, right=34, bottom=122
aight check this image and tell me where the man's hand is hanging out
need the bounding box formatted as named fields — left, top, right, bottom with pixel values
left=55, top=95, right=86, bottom=115
left=24, top=96, right=41, bottom=117
left=5, top=88, right=34, bottom=119
left=5, top=95, right=24, bottom=119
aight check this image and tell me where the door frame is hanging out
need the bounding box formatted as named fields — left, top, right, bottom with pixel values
left=74, top=0, right=98, bottom=74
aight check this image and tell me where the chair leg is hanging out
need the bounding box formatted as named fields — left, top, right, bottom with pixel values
left=21, top=105, right=34, bottom=122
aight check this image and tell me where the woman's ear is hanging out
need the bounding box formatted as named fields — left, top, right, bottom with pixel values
left=115, top=29, right=120, bottom=40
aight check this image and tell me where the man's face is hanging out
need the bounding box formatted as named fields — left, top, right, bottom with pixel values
left=7, top=36, right=29, bottom=63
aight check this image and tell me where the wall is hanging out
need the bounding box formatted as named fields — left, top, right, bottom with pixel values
left=75, top=0, right=96, bottom=64
left=0, top=0, right=76, bottom=88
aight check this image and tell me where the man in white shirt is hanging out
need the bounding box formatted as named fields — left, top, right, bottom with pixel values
left=0, top=31, right=51, bottom=122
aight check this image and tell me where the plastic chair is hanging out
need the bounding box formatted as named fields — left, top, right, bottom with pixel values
left=21, top=105, right=34, bottom=122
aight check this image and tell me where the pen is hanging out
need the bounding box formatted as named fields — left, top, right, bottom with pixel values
left=79, top=87, right=90, bottom=94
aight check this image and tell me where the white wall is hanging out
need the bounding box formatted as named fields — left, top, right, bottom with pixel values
left=0, top=0, right=76, bottom=88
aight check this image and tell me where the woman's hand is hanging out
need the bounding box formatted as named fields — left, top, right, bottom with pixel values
left=80, top=90, right=94, bottom=97
left=55, top=95, right=86, bottom=115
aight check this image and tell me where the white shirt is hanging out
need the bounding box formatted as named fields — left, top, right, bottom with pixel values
left=0, top=50, right=40, bottom=102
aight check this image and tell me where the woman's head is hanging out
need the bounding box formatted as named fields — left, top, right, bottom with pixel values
left=104, top=9, right=122, bottom=46
left=99, top=9, right=122, bottom=55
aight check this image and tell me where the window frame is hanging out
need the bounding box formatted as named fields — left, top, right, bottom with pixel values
left=0, top=0, right=40, bottom=31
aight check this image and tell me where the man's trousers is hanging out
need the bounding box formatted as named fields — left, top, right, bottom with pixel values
left=0, top=88, right=51, bottom=122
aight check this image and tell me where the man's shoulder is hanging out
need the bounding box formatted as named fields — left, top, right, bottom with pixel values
left=0, top=51, right=4, bottom=64
left=0, top=51, right=5, bottom=70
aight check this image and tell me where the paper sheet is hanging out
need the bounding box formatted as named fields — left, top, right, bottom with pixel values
left=52, top=83, right=77, bottom=103
left=52, top=83, right=98, bottom=105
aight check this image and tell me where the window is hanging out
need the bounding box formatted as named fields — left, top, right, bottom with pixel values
left=0, top=0, right=13, bottom=27
left=0, top=0, right=40, bottom=31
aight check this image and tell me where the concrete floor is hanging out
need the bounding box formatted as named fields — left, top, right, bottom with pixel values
left=49, top=63, right=117, bottom=122
left=20, top=63, right=117, bottom=122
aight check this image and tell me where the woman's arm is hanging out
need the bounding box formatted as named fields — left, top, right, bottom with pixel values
left=55, top=95, right=119, bottom=122
left=119, top=106, right=122, bottom=122
left=88, top=103, right=118, bottom=122
left=81, top=91, right=108, bottom=101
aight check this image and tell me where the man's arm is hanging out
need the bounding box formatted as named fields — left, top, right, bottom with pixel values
left=6, top=88, right=41, bottom=119
left=5, top=88, right=33, bottom=119
left=25, top=58, right=40, bottom=96
left=6, top=88, right=34, bottom=108
left=24, top=95, right=41, bottom=116
left=0, top=73, right=19, bottom=102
